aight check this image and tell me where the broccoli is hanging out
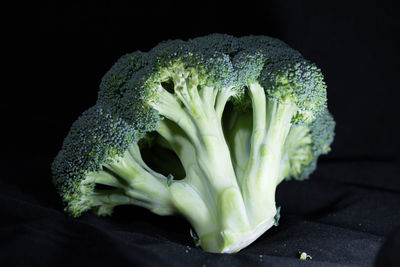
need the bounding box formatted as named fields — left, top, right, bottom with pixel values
left=52, top=34, right=335, bottom=253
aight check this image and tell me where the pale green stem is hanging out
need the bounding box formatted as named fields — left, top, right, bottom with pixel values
left=98, top=150, right=175, bottom=214
left=152, top=71, right=251, bottom=251
left=150, top=86, right=200, bottom=148
left=225, top=112, right=252, bottom=183
left=215, top=86, right=235, bottom=119
left=242, top=82, right=297, bottom=223
left=199, top=86, right=218, bottom=111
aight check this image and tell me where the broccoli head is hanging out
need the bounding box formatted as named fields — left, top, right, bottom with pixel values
left=52, top=34, right=335, bottom=253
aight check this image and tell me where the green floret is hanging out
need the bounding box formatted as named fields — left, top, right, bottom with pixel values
left=99, top=51, right=147, bottom=108
left=190, top=33, right=243, bottom=56
left=147, top=39, right=238, bottom=89
left=259, top=58, right=327, bottom=123
left=278, top=109, right=335, bottom=182
left=52, top=105, right=174, bottom=217
left=98, top=51, right=160, bottom=133
left=53, top=34, right=335, bottom=254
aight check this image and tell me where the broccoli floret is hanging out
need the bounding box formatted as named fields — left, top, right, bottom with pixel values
left=52, top=34, right=335, bottom=253
left=278, top=109, right=335, bottom=182
left=52, top=106, right=174, bottom=217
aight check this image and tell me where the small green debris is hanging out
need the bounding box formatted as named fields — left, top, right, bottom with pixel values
left=299, top=251, right=312, bottom=260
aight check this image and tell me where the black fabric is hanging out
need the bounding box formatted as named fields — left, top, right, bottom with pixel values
left=1, top=160, right=399, bottom=266
left=3, top=0, right=400, bottom=266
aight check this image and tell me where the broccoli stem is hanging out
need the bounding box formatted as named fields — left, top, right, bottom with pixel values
left=152, top=72, right=254, bottom=252
left=149, top=71, right=303, bottom=252
left=91, top=189, right=154, bottom=212
left=153, top=87, right=200, bottom=148
left=225, top=112, right=252, bottom=182
left=242, top=82, right=297, bottom=224
left=215, top=86, right=236, bottom=118
left=87, top=148, right=175, bottom=216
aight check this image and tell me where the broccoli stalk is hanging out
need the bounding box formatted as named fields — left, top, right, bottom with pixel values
left=240, top=83, right=297, bottom=224
left=149, top=64, right=251, bottom=252
left=52, top=34, right=335, bottom=253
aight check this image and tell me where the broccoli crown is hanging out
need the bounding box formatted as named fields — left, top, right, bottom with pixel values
left=260, top=59, right=327, bottom=123
left=52, top=105, right=139, bottom=216
left=300, top=108, right=335, bottom=177
left=147, top=40, right=238, bottom=91
left=98, top=51, right=159, bottom=133
left=282, top=109, right=335, bottom=180
left=53, top=33, right=334, bottom=253
left=309, top=109, right=336, bottom=156
left=190, top=33, right=242, bottom=55
left=98, top=34, right=326, bottom=128
left=100, top=51, right=147, bottom=99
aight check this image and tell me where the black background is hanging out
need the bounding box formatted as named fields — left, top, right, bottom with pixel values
left=1, top=0, right=399, bottom=266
